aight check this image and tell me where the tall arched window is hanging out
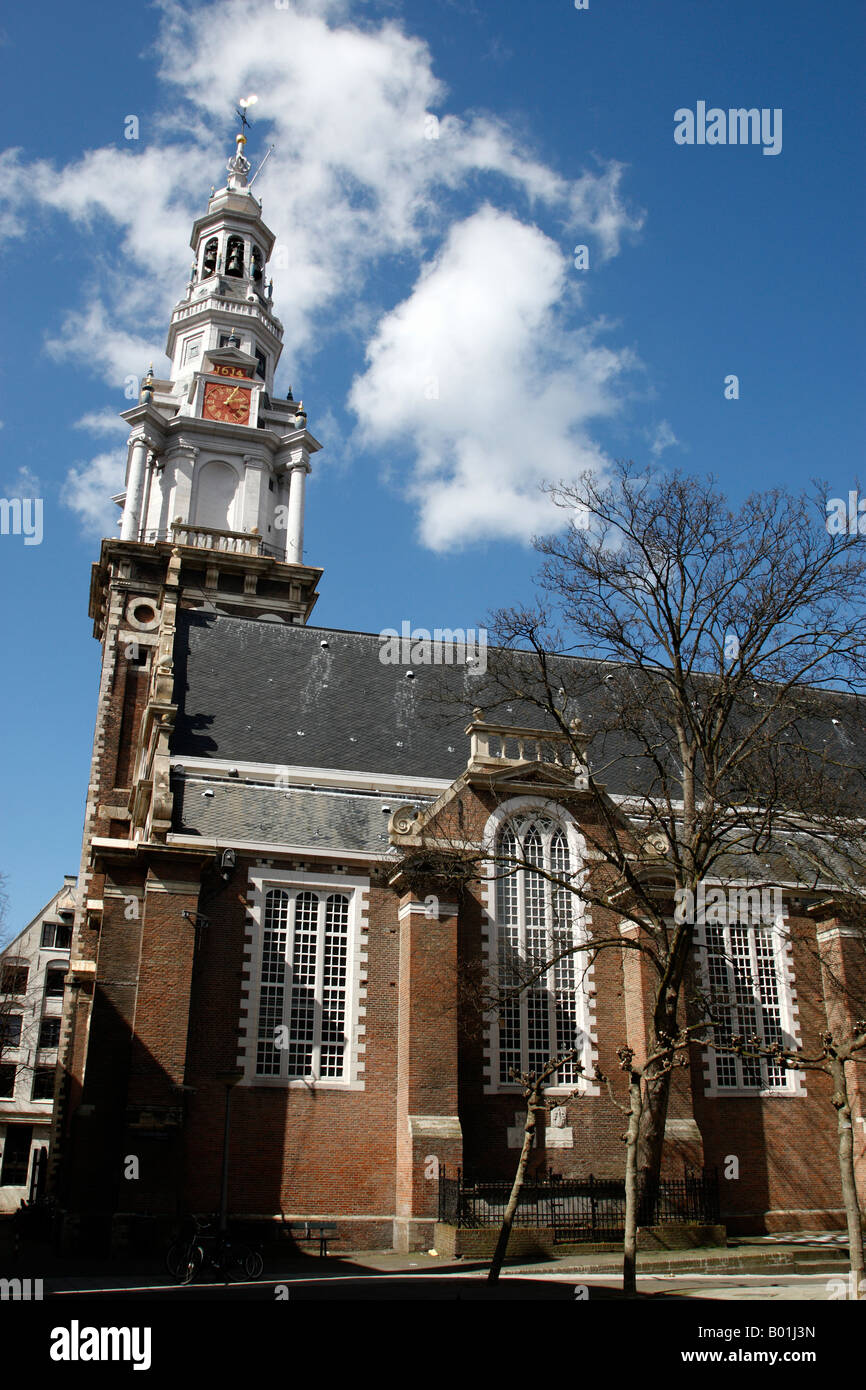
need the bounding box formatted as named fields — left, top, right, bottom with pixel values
left=495, top=812, right=586, bottom=1086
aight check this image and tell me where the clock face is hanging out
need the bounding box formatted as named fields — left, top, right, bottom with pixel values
left=202, top=380, right=252, bottom=425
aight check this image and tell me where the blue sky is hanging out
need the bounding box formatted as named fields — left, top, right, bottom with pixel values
left=1, top=0, right=864, bottom=935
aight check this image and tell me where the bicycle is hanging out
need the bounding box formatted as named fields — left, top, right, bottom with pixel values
left=165, top=1215, right=264, bottom=1284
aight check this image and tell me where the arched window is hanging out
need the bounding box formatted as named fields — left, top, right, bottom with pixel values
left=201, top=237, right=218, bottom=277
left=193, top=460, right=238, bottom=531
left=225, top=235, right=244, bottom=277
left=250, top=245, right=263, bottom=283
left=495, top=812, right=587, bottom=1086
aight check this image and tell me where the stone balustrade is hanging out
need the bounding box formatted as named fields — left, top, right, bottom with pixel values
left=169, top=521, right=264, bottom=556
left=465, top=711, right=590, bottom=785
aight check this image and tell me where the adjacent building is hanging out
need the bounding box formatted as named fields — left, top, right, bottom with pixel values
left=0, top=878, right=74, bottom=1213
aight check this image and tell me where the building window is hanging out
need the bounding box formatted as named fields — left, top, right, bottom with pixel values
left=255, top=887, right=352, bottom=1082
left=254, top=349, right=267, bottom=380
left=1, top=965, right=28, bottom=996
left=494, top=813, right=589, bottom=1087
left=44, top=968, right=67, bottom=999
left=700, top=917, right=798, bottom=1094
left=0, top=1015, right=22, bottom=1047
left=0, top=1066, right=16, bottom=1099
left=31, top=1067, right=55, bottom=1102
left=41, top=921, right=72, bottom=950
left=0, top=1124, right=31, bottom=1185
left=38, top=1017, right=61, bottom=1050
left=183, top=336, right=203, bottom=366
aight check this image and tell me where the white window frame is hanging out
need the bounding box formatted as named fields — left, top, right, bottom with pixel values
left=481, top=799, right=598, bottom=1096
left=241, top=869, right=368, bottom=1090
left=694, top=909, right=805, bottom=1098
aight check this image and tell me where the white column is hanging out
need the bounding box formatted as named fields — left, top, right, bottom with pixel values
left=285, top=462, right=307, bottom=564
left=120, top=436, right=149, bottom=541
left=138, top=451, right=158, bottom=541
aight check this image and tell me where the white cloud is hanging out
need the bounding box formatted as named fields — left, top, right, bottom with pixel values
left=74, top=410, right=131, bottom=437
left=350, top=206, right=635, bottom=550
left=46, top=301, right=163, bottom=391
left=5, top=0, right=644, bottom=545
left=6, top=1, right=640, bottom=363
left=648, top=419, right=679, bottom=458
left=60, top=452, right=126, bottom=538
left=2, top=465, right=41, bottom=497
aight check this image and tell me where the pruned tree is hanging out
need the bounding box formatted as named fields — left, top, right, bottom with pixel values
left=486, top=1050, right=581, bottom=1284
left=704, top=897, right=866, bottom=1299
left=598, top=1027, right=711, bottom=1296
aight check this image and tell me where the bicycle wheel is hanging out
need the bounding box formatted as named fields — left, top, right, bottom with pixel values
left=243, top=1248, right=263, bottom=1278
left=165, top=1241, right=191, bottom=1280
left=180, top=1244, right=204, bottom=1285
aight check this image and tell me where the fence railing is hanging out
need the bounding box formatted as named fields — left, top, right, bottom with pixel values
left=438, top=1169, right=719, bottom=1242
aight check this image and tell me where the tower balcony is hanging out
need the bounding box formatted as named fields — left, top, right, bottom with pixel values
left=140, top=520, right=283, bottom=559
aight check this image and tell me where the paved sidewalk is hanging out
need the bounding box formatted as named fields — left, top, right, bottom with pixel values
left=3, top=1233, right=852, bottom=1295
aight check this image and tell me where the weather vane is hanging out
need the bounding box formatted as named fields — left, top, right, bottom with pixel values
left=235, top=94, right=258, bottom=133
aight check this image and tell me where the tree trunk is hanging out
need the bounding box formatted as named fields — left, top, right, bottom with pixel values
left=623, top=1072, right=643, bottom=1297
left=830, top=1054, right=864, bottom=1299
left=488, top=1092, right=540, bottom=1283
left=635, top=1063, right=670, bottom=1177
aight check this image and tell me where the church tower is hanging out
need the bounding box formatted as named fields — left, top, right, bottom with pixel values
left=50, top=129, right=328, bottom=1235
left=118, top=130, right=320, bottom=578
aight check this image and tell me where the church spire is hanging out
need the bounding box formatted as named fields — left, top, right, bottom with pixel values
left=226, top=132, right=252, bottom=192
left=115, top=119, right=322, bottom=574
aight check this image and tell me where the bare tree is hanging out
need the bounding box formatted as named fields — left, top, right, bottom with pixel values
left=704, top=898, right=866, bottom=1299
left=440, top=463, right=866, bottom=1184
left=486, top=1050, right=581, bottom=1284
left=598, top=1027, right=711, bottom=1296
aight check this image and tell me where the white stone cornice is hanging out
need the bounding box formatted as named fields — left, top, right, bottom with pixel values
left=165, top=438, right=200, bottom=458
left=397, top=901, right=460, bottom=922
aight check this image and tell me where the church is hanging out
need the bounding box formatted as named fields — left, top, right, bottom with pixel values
left=49, top=129, right=866, bottom=1254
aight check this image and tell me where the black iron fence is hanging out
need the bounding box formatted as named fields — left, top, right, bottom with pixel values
left=438, top=1169, right=719, bottom=1243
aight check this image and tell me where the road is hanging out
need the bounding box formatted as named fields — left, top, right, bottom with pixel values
left=43, top=1268, right=854, bottom=1301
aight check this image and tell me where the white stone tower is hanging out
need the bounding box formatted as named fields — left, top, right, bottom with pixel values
left=118, top=129, right=320, bottom=567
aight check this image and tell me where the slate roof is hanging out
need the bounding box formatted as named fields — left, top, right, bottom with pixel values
left=169, top=610, right=866, bottom=855
left=171, top=610, right=484, bottom=781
